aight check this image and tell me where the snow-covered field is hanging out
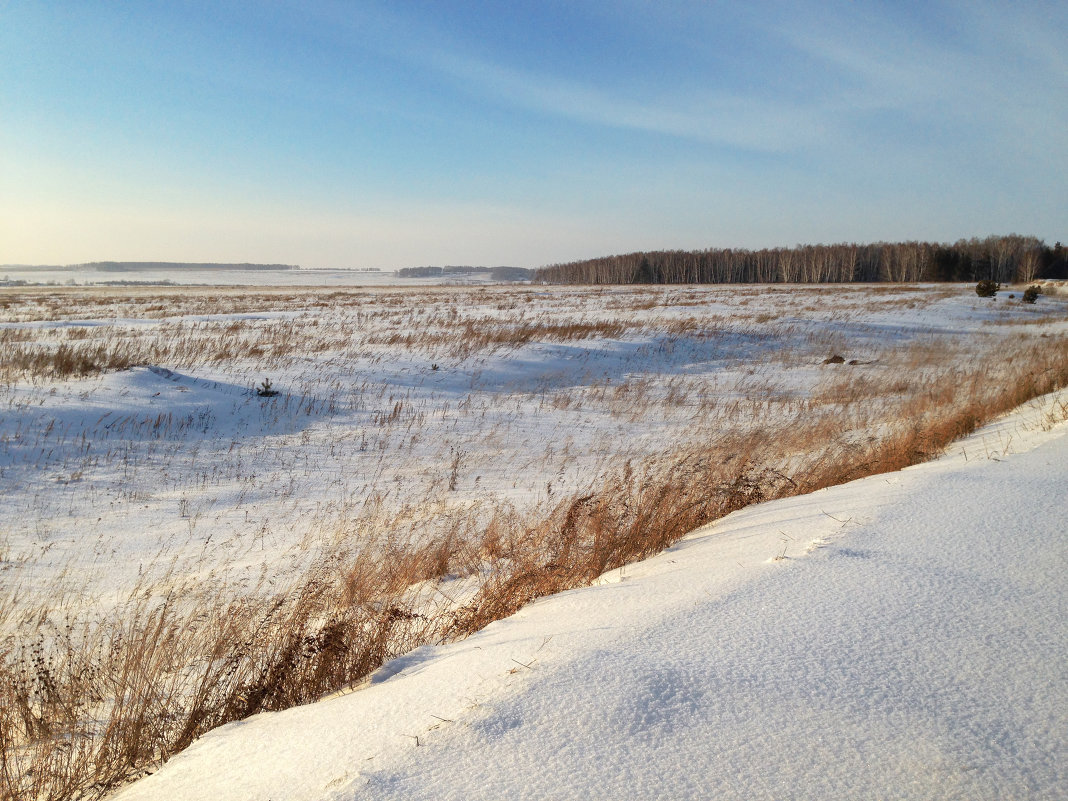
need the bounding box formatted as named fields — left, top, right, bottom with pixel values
left=2, top=283, right=1064, bottom=613
left=1, top=281, right=1067, bottom=799
left=111, top=386, right=1068, bottom=801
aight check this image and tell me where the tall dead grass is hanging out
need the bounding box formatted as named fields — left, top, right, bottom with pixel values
left=4, top=343, right=138, bottom=379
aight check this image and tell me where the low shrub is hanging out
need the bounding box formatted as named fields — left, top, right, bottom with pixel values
left=1022, top=285, right=1040, bottom=304
left=975, top=280, right=1000, bottom=298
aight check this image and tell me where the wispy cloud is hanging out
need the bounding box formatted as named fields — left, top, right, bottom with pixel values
left=771, top=2, right=1067, bottom=127
left=303, top=0, right=827, bottom=153
left=411, top=45, right=825, bottom=153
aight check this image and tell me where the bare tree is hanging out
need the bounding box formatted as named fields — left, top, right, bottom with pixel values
left=1017, top=248, right=1041, bottom=284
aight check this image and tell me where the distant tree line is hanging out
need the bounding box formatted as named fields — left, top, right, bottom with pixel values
left=535, top=236, right=1068, bottom=285
left=398, top=266, right=533, bottom=281
left=84, top=262, right=297, bottom=272
left=398, top=266, right=487, bottom=277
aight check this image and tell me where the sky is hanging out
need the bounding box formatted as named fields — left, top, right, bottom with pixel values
left=1, top=1, right=1065, bottom=270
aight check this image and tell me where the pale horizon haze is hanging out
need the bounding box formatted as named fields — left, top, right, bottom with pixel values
left=1, top=1, right=1065, bottom=270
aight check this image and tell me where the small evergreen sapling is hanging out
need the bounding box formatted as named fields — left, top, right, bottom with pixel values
left=257, top=378, right=279, bottom=397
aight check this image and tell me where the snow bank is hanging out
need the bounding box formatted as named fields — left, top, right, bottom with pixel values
left=111, top=390, right=1068, bottom=801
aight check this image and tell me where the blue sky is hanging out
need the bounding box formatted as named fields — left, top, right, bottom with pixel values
left=1, top=1, right=1065, bottom=269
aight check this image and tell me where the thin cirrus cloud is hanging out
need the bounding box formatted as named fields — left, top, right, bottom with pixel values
left=412, top=45, right=826, bottom=154
left=374, top=0, right=1064, bottom=181
left=301, top=0, right=828, bottom=153
left=773, top=2, right=1065, bottom=128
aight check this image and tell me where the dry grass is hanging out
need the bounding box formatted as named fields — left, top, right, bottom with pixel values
left=1, top=284, right=1067, bottom=800
left=3, top=343, right=138, bottom=379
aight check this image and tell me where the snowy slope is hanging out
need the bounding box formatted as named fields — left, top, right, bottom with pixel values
left=112, top=392, right=1068, bottom=801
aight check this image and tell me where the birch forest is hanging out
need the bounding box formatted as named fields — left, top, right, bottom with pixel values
left=535, top=235, right=1067, bottom=285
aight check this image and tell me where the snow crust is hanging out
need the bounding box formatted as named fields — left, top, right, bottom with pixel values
left=111, top=390, right=1068, bottom=801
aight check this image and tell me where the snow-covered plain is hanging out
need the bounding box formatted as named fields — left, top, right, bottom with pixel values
left=110, top=387, right=1068, bottom=801
left=1, top=284, right=1066, bottom=614
left=1, top=283, right=1063, bottom=611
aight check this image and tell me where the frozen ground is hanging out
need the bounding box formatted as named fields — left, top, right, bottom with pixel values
left=111, top=388, right=1068, bottom=801
left=2, top=284, right=1067, bottom=618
